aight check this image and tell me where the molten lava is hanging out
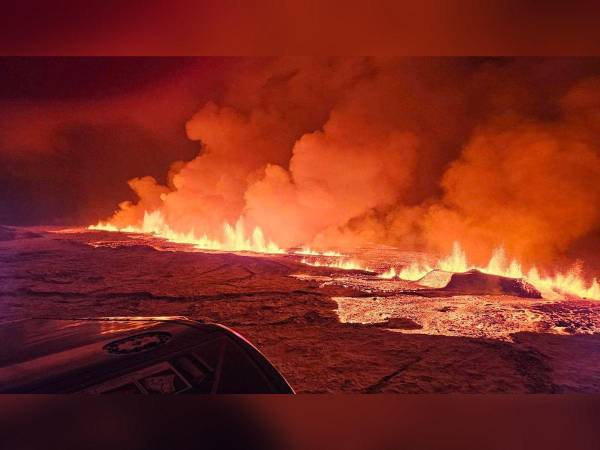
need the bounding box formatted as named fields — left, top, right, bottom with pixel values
left=395, top=242, right=600, bottom=300
left=89, top=213, right=599, bottom=300
left=89, top=210, right=284, bottom=254
left=294, top=248, right=346, bottom=257
left=299, top=257, right=374, bottom=272
left=378, top=267, right=397, bottom=279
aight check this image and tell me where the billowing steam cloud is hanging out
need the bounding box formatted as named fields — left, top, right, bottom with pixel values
left=102, top=58, right=600, bottom=268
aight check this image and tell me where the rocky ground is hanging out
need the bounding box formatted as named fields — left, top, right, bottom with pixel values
left=1, top=226, right=599, bottom=393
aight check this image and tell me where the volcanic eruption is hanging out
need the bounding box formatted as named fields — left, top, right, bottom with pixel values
left=3, top=57, right=600, bottom=393
left=87, top=58, right=600, bottom=300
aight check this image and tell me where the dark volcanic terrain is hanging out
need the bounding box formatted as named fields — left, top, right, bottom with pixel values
left=1, top=227, right=599, bottom=393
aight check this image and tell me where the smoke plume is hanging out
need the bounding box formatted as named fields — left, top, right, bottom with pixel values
left=101, top=58, right=600, bottom=268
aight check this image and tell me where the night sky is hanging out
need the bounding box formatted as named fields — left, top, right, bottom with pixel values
left=0, top=57, right=239, bottom=225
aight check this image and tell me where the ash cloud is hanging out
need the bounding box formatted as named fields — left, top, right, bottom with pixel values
left=46, top=58, right=600, bottom=267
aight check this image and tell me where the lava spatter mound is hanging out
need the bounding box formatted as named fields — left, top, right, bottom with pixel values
left=416, top=269, right=453, bottom=288
left=415, top=269, right=542, bottom=298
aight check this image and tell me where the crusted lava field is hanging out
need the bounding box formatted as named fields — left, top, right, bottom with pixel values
left=1, top=226, right=599, bottom=393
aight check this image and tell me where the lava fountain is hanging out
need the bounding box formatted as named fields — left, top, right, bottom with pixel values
left=394, top=242, right=600, bottom=300
left=89, top=211, right=599, bottom=300
left=90, top=210, right=284, bottom=254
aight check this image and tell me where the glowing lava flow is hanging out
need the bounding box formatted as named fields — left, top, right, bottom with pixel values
left=89, top=212, right=380, bottom=271
left=300, top=257, right=374, bottom=272
left=396, top=242, right=600, bottom=300
left=296, top=248, right=375, bottom=273
left=294, top=248, right=346, bottom=257
left=89, top=210, right=284, bottom=254
left=88, top=213, right=598, bottom=300
left=378, top=267, right=397, bottom=279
